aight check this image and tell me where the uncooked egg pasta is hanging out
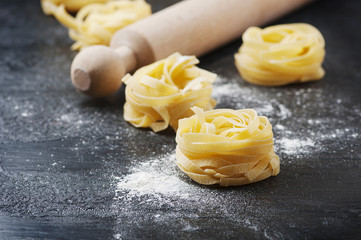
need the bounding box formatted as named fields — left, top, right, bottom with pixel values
left=234, top=23, right=325, bottom=86
left=41, top=0, right=151, bottom=50
left=123, top=53, right=217, bottom=132
left=175, top=107, right=280, bottom=186
left=41, top=0, right=110, bottom=13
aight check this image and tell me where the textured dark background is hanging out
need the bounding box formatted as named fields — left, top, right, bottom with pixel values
left=1, top=0, right=361, bottom=239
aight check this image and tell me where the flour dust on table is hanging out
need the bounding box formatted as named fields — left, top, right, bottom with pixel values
left=114, top=151, right=204, bottom=199
left=111, top=150, right=267, bottom=239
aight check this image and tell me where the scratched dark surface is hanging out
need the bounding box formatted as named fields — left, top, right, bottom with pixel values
left=1, top=0, right=361, bottom=239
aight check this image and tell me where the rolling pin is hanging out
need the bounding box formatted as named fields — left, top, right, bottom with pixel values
left=71, top=0, right=312, bottom=97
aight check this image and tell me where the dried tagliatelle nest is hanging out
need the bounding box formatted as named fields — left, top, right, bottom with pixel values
left=175, top=107, right=280, bottom=186
left=235, top=23, right=325, bottom=86
left=123, top=52, right=217, bottom=132
left=41, top=0, right=151, bottom=50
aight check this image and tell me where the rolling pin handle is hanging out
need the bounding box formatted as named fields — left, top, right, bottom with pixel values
left=72, top=67, right=91, bottom=92
left=71, top=45, right=137, bottom=98
left=115, top=46, right=137, bottom=77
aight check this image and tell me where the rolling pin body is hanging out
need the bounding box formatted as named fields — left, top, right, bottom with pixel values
left=71, top=0, right=312, bottom=97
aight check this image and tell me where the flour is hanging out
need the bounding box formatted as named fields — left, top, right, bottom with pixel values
left=274, top=124, right=285, bottom=131
left=212, top=82, right=241, bottom=100
left=114, top=152, right=196, bottom=198
left=115, top=171, right=185, bottom=196
left=112, top=150, right=262, bottom=239
left=278, top=104, right=292, bottom=120
left=277, top=138, right=315, bottom=155
left=211, top=77, right=292, bottom=120
left=21, top=112, right=31, bottom=117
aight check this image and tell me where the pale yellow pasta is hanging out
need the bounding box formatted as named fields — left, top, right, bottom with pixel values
left=234, top=23, right=325, bottom=86
left=175, top=107, right=280, bottom=186
left=41, top=0, right=151, bottom=50
left=123, top=53, right=217, bottom=133
left=41, top=0, right=110, bottom=13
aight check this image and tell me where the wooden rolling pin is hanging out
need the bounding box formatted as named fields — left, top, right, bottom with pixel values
left=71, top=0, right=312, bottom=97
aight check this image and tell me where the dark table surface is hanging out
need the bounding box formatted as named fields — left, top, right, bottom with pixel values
left=1, top=0, right=361, bottom=239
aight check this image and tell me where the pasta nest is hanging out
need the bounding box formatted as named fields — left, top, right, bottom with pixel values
left=41, top=0, right=151, bottom=50
left=123, top=53, right=217, bottom=132
left=234, top=23, right=325, bottom=86
left=175, top=107, right=280, bottom=186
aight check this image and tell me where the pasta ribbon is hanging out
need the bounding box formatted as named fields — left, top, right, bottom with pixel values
left=175, top=107, right=280, bottom=186
left=41, top=0, right=151, bottom=50
left=234, top=23, right=325, bottom=86
left=41, top=0, right=110, bottom=13
left=123, top=53, right=217, bottom=132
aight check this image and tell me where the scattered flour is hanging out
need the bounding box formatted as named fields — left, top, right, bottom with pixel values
left=212, top=82, right=241, bottom=100
left=278, top=104, right=292, bottom=120
left=182, top=224, right=199, bottom=232
left=274, top=124, right=285, bottom=131
left=114, top=153, right=198, bottom=198
left=211, top=78, right=292, bottom=120
left=112, top=151, right=263, bottom=239
left=113, top=233, right=122, bottom=240
left=115, top=171, right=184, bottom=196
left=254, top=103, right=273, bottom=115
left=277, top=138, right=315, bottom=155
